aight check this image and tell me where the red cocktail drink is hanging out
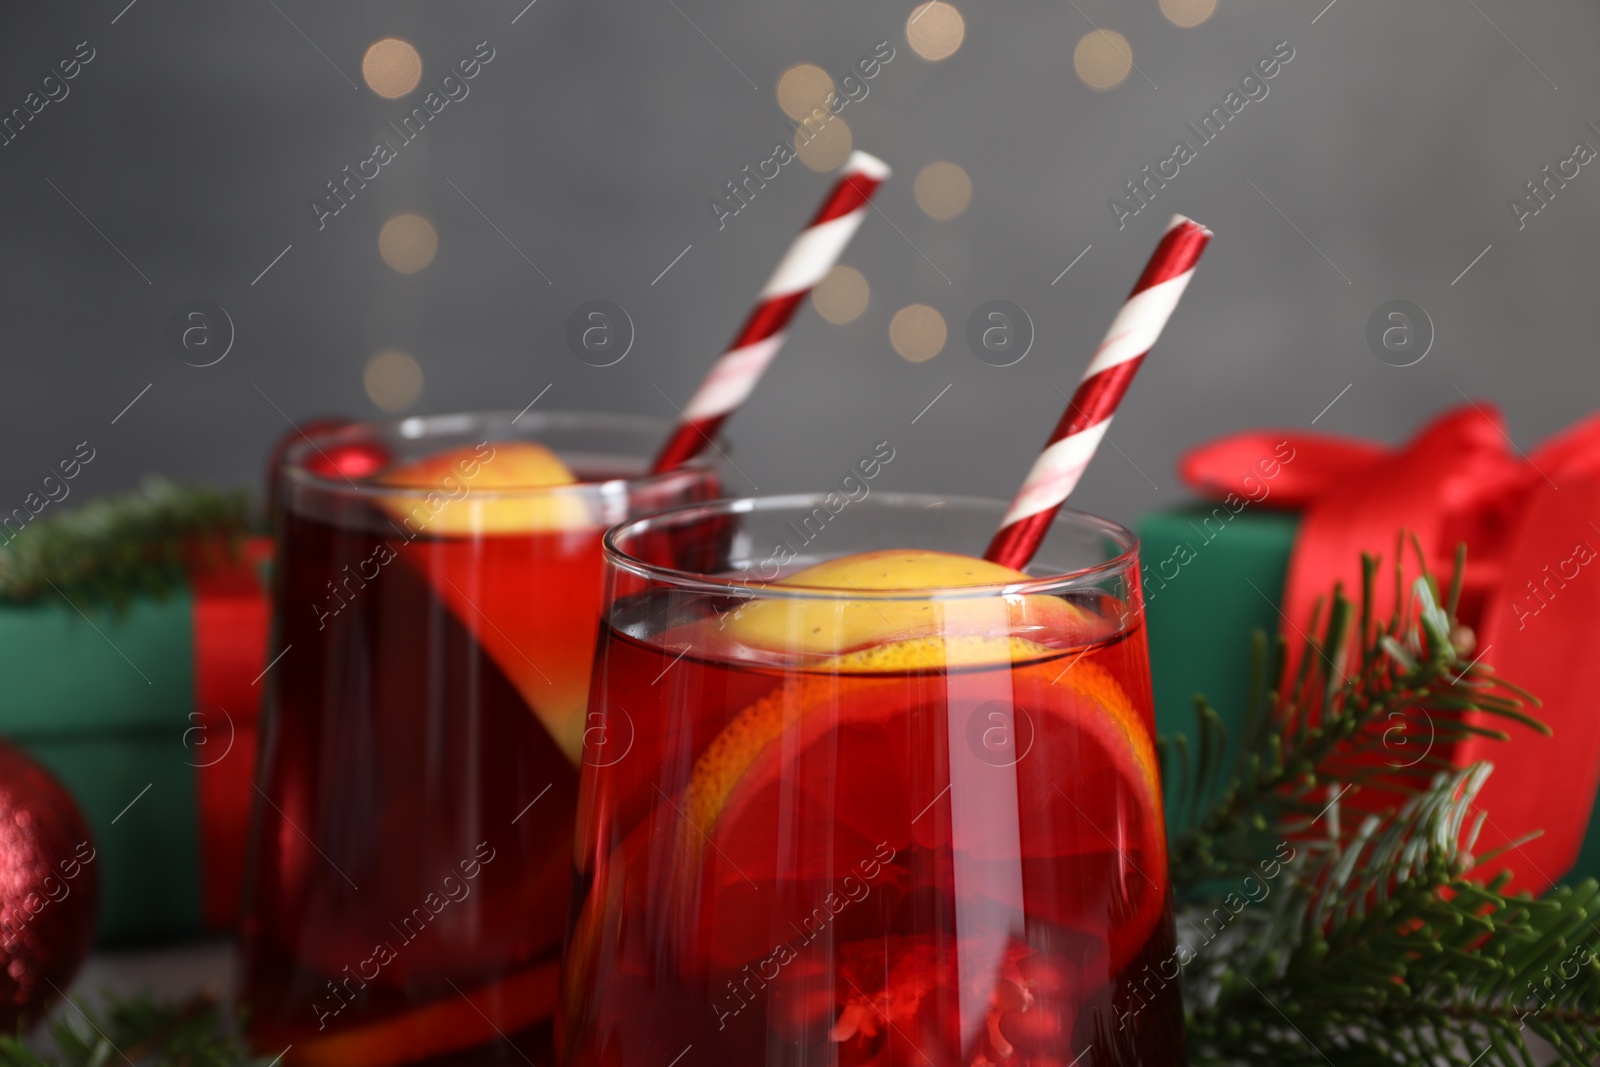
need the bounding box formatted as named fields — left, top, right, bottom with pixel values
left=563, top=494, right=1185, bottom=1067
left=240, top=412, right=720, bottom=1066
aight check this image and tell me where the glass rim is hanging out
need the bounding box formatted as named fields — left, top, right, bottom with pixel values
left=281, top=408, right=721, bottom=502
left=603, top=491, right=1140, bottom=601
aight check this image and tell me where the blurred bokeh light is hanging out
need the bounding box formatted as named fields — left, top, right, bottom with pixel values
left=1160, top=0, right=1217, bottom=28
left=890, top=304, right=947, bottom=362
left=906, top=3, right=965, bottom=62
left=378, top=213, right=439, bottom=274
left=777, top=63, right=835, bottom=120
left=813, top=266, right=871, bottom=324
left=364, top=350, right=425, bottom=412
left=362, top=38, right=423, bottom=99
left=796, top=116, right=853, bottom=170
left=914, top=162, right=972, bottom=220
left=1073, top=29, right=1133, bottom=90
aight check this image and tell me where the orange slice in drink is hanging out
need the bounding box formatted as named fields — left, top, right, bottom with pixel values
left=378, top=442, right=598, bottom=763
left=673, top=549, right=1163, bottom=966
left=661, top=637, right=1166, bottom=978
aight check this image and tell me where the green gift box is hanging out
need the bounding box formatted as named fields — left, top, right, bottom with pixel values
left=1139, top=503, right=1300, bottom=810
left=0, top=544, right=269, bottom=944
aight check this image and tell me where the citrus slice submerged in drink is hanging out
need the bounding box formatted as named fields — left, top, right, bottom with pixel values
left=666, top=634, right=1165, bottom=973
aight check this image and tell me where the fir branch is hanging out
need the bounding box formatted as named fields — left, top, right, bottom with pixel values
left=1164, top=542, right=1544, bottom=893
left=0, top=478, right=250, bottom=608
left=1, top=993, right=267, bottom=1066
left=1184, top=765, right=1600, bottom=1067
left=1169, top=542, right=1596, bottom=1067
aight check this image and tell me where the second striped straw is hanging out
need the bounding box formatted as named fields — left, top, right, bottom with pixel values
left=985, top=214, right=1213, bottom=570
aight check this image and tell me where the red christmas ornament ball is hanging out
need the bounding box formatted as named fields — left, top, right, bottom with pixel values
left=0, top=742, right=98, bottom=1032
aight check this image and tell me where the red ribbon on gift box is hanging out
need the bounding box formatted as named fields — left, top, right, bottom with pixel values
left=188, top=535, right=272, bottom=928
left=1179, top=403, right=1600, bottom=891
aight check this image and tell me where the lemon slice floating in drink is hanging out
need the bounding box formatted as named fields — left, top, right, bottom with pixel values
left=378, top=440, right=589, bottom=535
left=724, top=549, right=1100, bottom=659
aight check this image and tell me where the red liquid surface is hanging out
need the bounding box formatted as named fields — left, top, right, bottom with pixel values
left=563, top=600, right=1187, bottom=1067
left=240, top=506, right=604, bottom=1066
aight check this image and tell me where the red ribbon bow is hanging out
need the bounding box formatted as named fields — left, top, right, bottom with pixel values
left=1180, top=403, right=1600, bottom=890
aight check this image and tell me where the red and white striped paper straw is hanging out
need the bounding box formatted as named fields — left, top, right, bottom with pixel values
left=651, top=151, right=892, bottom=473
left=985, top=215, right=1213, bottom=570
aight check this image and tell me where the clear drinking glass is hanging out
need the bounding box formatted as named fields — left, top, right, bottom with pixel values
left=240, top=411, right=724, bottom=1066
left=562, top=493, right=1185, bottom=1067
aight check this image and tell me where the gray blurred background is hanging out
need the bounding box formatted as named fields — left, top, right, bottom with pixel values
left=2, top=0, right=1596, bottom=529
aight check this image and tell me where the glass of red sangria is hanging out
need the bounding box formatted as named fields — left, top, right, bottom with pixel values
left=562, top=492, right=1184, bottom=1067
left=240, top=410, right=723, bottom=1066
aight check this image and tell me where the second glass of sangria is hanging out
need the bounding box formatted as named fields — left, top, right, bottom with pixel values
left=240, top=410, right=722, bottom=1066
